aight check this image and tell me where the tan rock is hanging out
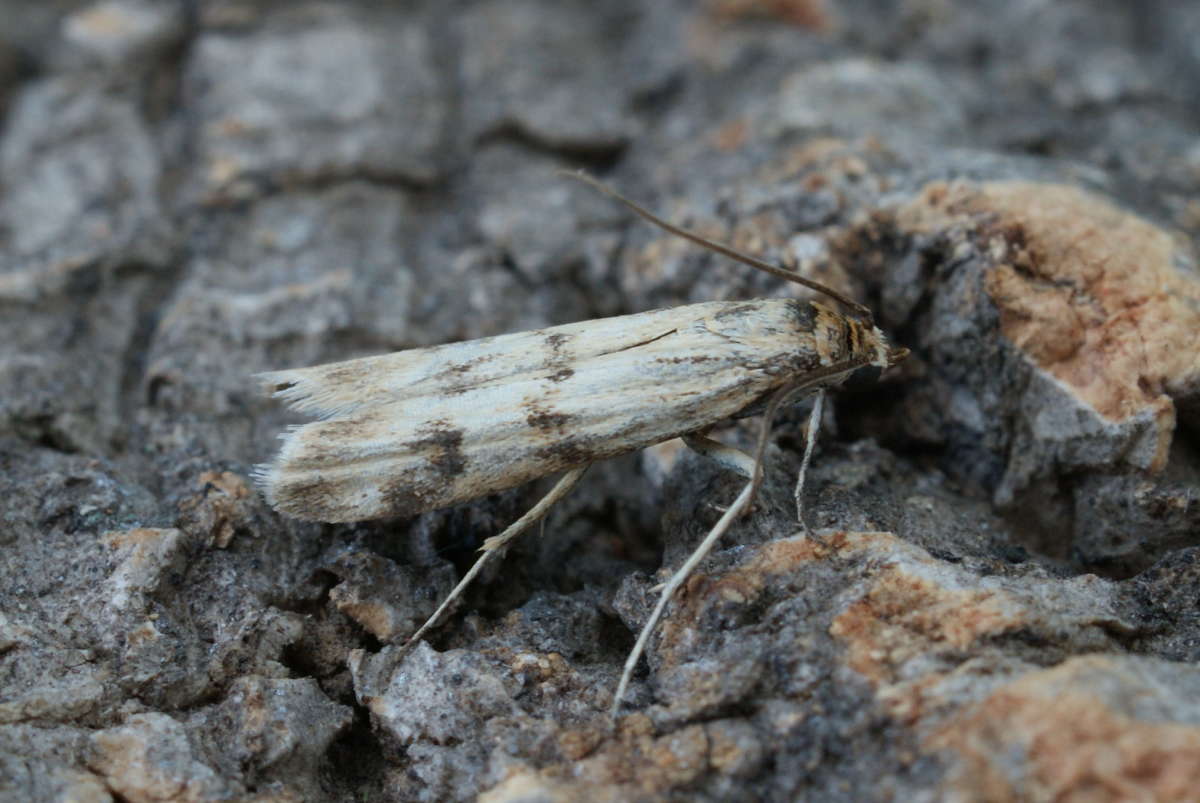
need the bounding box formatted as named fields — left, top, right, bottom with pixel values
left=897, top=180, right=1200, bottom=475
left=931, top=655, right=1200, bottom=802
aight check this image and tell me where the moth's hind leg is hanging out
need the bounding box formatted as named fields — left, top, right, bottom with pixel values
left=682, top=388, right=825, bottom=530
left=611, top=407, right=779, bottom=720
left=794, top=389, right=825, bottom=534
left=405, top=466, right=589, bottom=649
left=610, top=476, right=757, bottom=721
left=610, top=379, right=837, bottom=721
left=681, top=433, right=756, bottom=480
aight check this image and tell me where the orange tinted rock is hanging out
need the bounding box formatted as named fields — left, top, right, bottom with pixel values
left=897, top=181, right=1200, bottom=474
left=177, top=470, right=254, bottom=548
left=930, top=655, right=1200, bottom=802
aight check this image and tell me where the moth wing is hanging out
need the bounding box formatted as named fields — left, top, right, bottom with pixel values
left=259, top=299, right=816, bottom=522
left=258, top=302, right=734, bottom=419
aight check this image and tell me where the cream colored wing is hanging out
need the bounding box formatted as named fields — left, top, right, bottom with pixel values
left=258, top=299, right=827, bottom=522
left=258, top=302, right=738, bottom=419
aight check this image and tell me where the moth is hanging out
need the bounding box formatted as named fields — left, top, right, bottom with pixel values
left=256, top=172, right=908, bottom=718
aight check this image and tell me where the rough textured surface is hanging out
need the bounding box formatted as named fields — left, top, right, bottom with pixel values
left=2, top=1, right=1199, bottom=801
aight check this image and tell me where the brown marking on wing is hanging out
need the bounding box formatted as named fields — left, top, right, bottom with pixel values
left=790, top=301, right=820, bottom=333
left=790, top=348, right=825, bottom=375
left=321, top=360, right=374, bottom=385
left=654, top=354, right=720, bottom=365
left=406, top=419, right=467, bottom=477
left=371, top=418, right=469, bottom=518
left=541, top=332, right=580, bottom=377
left=611, top=328, right=678, bottom=354
left=434, top=352, right=500, bottom=380
left=525, top=403, right=575, bottom=433
left=709, top=303, right=762, bottom=323
left=284, top=417, right=385, bottom=470
left=534, top=437, right=598, bottom=468
left=380, top=478, right=435, bottom=519
left=274, top=475, right=356, bottom=521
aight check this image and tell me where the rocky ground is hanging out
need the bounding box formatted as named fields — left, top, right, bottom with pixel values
left=1, top=1, right=1199, bottom=801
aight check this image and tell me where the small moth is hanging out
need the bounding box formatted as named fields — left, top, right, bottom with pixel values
left=256, top=172, right=908, bottom=718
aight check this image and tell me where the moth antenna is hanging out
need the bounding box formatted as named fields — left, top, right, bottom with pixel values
left=561, top=169, right=873, bottom=321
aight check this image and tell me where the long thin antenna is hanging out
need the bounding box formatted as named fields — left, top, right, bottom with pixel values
left=562, top=169, right=873, bottom=321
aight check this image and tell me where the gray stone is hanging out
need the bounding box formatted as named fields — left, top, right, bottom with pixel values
left=2, top=1, right=1200, bottom=800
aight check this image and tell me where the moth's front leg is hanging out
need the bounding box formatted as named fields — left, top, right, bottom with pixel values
left=794, top=389, right=826, bottom=535
left=681, top=388, right=825, bottom=532
left=681, top=432, right=756, bottom=479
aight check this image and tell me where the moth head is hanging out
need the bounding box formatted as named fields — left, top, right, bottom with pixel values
left=868, top=323, right=909, bottom=369
left=841, top=313, right=908, bottom=371
left=836, top=322, right=907, bottom=391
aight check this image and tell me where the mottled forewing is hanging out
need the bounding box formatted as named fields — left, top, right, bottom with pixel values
left=259, top=299, right=821, bottom=521
left=258, top=302, right=736, bottom=419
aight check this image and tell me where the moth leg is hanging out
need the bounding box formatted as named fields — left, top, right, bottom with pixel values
left=610, top=477, right=757, bottom=722
left=405, top=465, right=589, bottom=649
left=794, top=389, right=825, bottom=534
left=630, top=434, right=756, bottom=592
left=681, top=433, right=755, bottom=479
left=611, top=367, right=863, bottom=721
left=611, top=379, right=802, bottom=721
